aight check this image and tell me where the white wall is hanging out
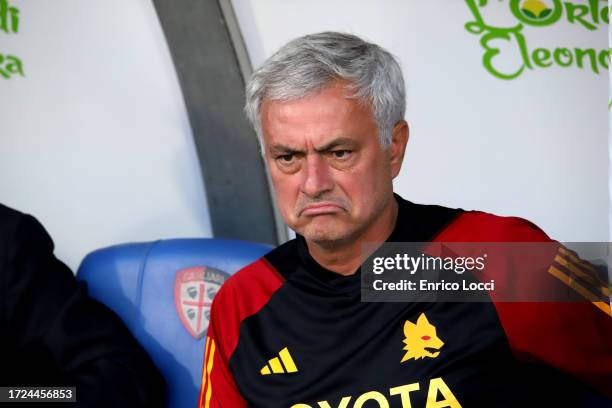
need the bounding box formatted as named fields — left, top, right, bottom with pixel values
left=0, top=0, right=212, bottom=271
left=233, top=0, right=609, bottom=242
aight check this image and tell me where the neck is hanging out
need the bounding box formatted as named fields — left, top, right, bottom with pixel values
left=305, top=197, right=398, bottom=276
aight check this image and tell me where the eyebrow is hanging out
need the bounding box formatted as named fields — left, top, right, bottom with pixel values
left=268, top=144, right=302, bottom=156
left=314, top=137, right=357, bottom=153
left=268, top=137, right=357, bottom=156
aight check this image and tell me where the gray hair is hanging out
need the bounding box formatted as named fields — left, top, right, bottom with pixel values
left=245, top=32, right=406, bottom=152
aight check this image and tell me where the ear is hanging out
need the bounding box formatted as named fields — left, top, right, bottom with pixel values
left=416, top=312, right=430, bottom=327
left=389, top=120, right=409, bottom=179
left=404, top=320, right=416, bottom=337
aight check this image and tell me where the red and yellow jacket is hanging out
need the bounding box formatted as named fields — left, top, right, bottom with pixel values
left=199, top=194, right=612, bottom=407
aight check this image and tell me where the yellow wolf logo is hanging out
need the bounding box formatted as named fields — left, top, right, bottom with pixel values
left=401, top=313, right=444, bottom=363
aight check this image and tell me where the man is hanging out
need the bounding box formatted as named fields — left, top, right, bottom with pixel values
left=199, top=32, right=612, bottom=407
left=0, top=203, right=166, bottom=406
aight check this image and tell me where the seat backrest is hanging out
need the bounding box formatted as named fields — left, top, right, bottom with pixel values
left=77, top=238, right=272, bottom=408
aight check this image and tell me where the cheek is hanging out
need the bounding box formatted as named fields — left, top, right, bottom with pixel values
left=270, top=173, right=299, bottom=213
left=336, top=157, right=390, bottom=210
left=335, top=173, right=375, bottom=208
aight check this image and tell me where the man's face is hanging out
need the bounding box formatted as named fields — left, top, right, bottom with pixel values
left=260, top=80, right=407, bottom=247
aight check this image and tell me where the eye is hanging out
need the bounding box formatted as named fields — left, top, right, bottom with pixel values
left=277, top=154, right=295, bottom=164
left=332, top=150, right=352, bottom=159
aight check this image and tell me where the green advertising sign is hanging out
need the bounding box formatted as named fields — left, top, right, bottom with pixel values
left=465, top=0, right=609, bottom=80
left=0, top=0, right=23, bottom=79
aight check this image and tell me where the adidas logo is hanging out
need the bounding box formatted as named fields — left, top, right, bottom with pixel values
left=260, top=347, right=298, bottom=375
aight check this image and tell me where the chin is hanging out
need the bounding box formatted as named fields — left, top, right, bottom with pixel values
left=301, top=225, right=357, bottom=248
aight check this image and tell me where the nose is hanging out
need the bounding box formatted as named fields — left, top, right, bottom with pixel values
left=300, top=154, right=334, bottom=198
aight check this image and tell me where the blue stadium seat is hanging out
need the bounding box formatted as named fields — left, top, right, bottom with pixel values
left=76, top=238, right=272, bottom=408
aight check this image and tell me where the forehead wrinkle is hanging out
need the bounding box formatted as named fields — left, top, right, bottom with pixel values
left=263, top=89, right=357, bottom=127
left=261, top=81, right=377, bottom=157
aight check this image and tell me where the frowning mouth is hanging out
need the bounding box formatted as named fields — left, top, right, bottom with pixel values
left=300, top=203, right=344, bottom=216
